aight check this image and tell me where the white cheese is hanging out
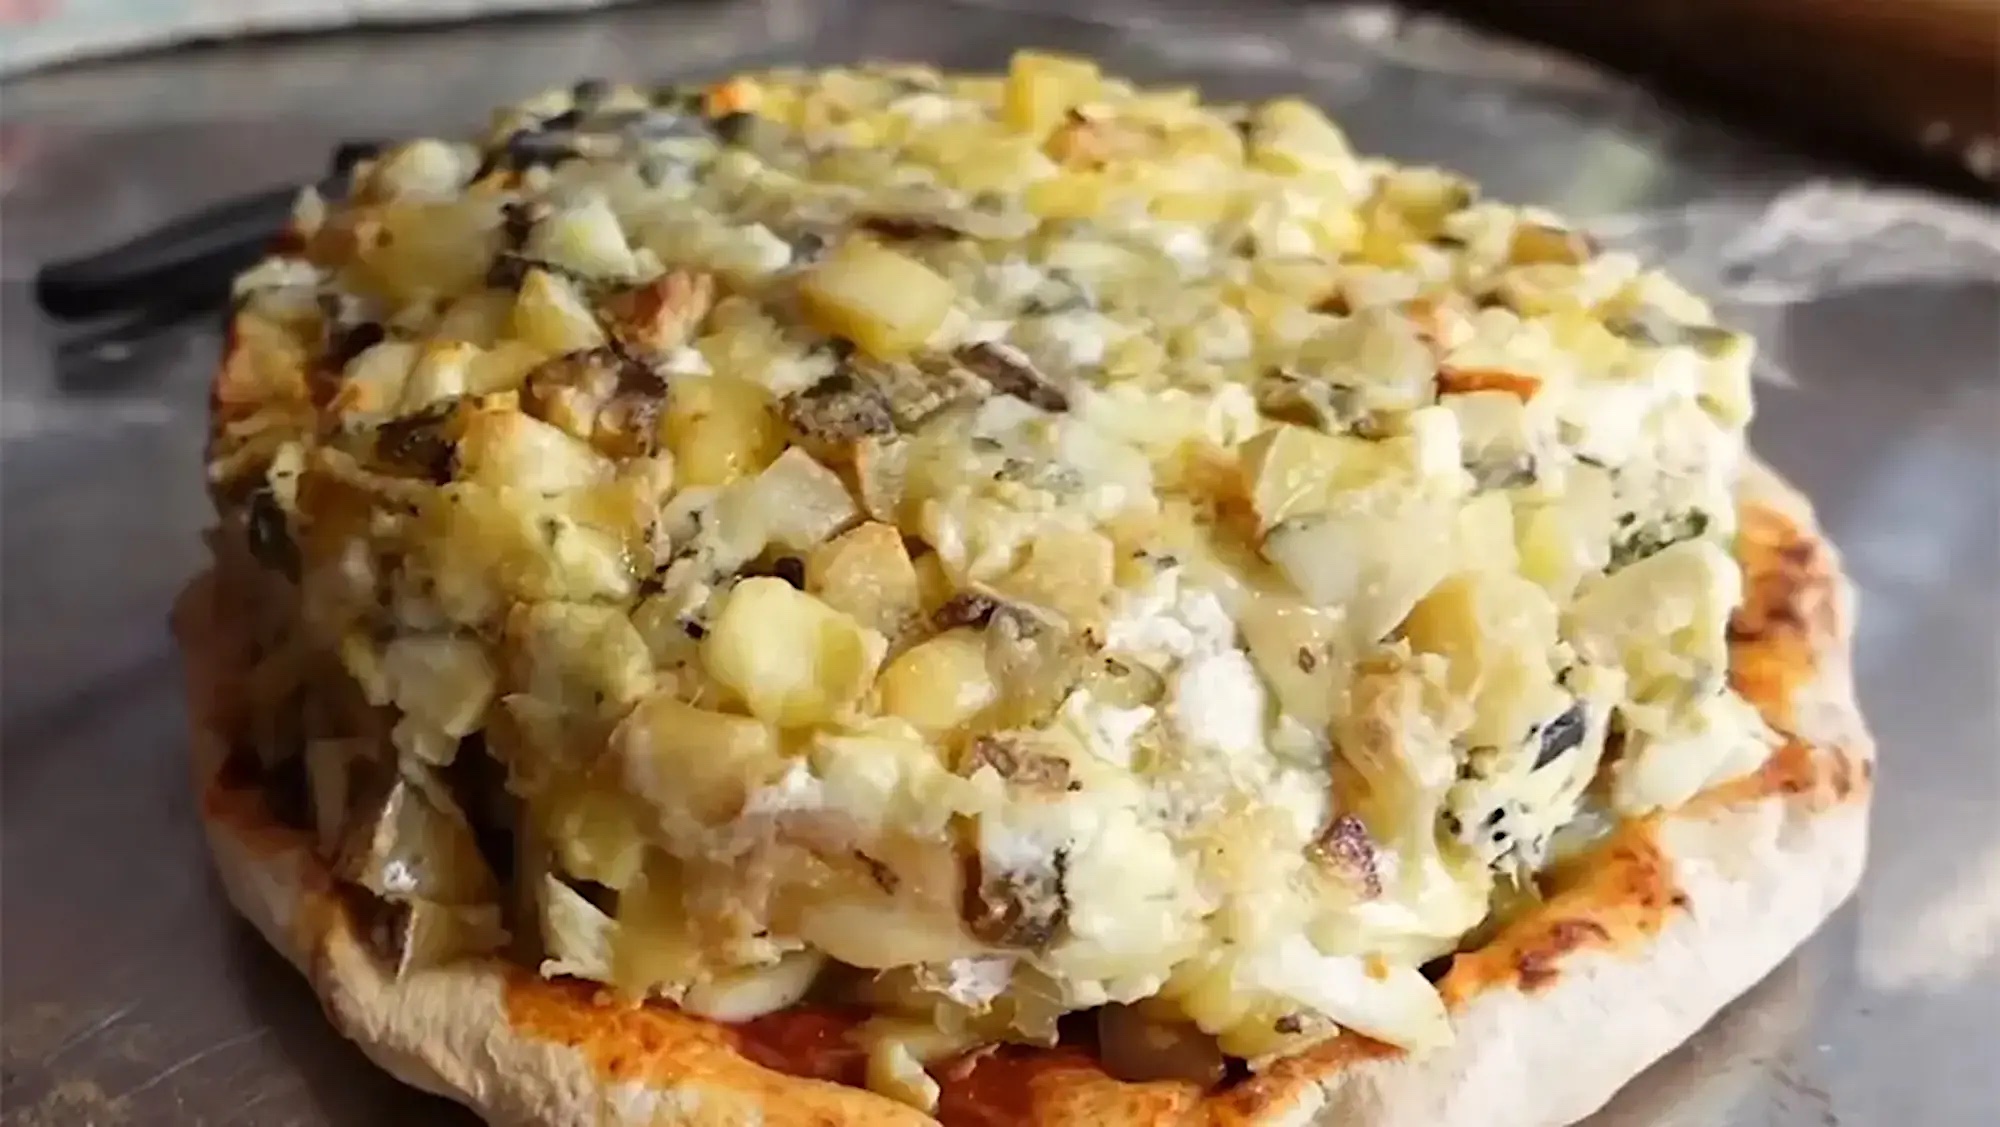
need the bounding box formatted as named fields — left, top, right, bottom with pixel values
left=1061, top=691, right=1156, bottom=768
left=1205, top=383, right=1264, bottom=446
left=1169, top=649, right=1268, bottom=760
left=742, top=761, right=826, bottom=817
left=989, top=258, right=1047, bottom=303
left=1264, top=764, right=1332, bottom=843
left=1402, top=405, right=1464, bottom=482
left=888, top=92, right=959, bottom=125
left=1038, top=310, right=1114, bottom=369
left=737, top=222, right=794, bottom=275
left=1104, top=571, right=1237, bottom=665
left=1195, top=308, right=1254, bottom=361
left=1154, top=223, right=1212, bottom=270
left=939, top=957, right=1014, bottom=1008
left=662, top=346, right=712, bottom=376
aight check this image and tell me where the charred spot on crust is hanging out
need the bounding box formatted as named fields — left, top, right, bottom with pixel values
left=1512, top=918, right=1610, bottom=991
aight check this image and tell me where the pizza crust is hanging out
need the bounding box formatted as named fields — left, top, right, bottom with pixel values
left=178, top=458, right=1873, bottom=1127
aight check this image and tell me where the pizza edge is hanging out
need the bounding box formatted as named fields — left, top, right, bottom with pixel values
left=177, top=457, right=1873, bottom=1127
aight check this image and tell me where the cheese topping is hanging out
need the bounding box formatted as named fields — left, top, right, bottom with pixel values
left=204, top=55, right=1771, bottom=1111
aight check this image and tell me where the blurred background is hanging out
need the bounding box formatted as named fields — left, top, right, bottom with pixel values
left=6, top=0, right=1997, bottom=193
left=2, top=1, right=1996, bottom=1126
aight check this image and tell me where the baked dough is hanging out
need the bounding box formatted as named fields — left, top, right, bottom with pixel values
left=177, top=456, right=1872, bottom=1127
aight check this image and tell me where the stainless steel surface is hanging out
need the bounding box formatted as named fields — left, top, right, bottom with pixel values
left=3, top=2, right=1996, bottom=1124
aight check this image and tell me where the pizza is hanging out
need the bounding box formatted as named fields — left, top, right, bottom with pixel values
left=177, top=55, right=1874, bottom=1127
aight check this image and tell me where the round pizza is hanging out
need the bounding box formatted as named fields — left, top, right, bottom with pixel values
left=176, top=54, right=1874, bottom=1127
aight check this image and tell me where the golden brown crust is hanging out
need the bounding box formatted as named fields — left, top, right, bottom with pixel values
left=180, top=457, right=1872, bottom=1126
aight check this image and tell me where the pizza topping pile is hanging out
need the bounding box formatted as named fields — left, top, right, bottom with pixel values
left=205, top=55, right=1773, bottom=1109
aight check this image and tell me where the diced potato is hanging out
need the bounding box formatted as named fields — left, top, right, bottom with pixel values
left=665, top=376, right=784, bottom=487
left=1402, top=571, right=1560, bottom=746
left=703, top=578, right=886, bottom=727
left=524, top=195, right=638, bottom=279
left=399, top=340, right=479, bottom=413
left=610, top=860, right=708, bottom=999
left=369, top=139, right=475, bottom=201
left=807, top=722, right=960, bottom=835
left=798, top=900, right=980, bottom=969
left=1508, top=223, right=1594, bottom=267
left=752, top=447, right=859, bottom=551
left=1002, top=50, right=1102, bottom=136
left=806, top=522, right=922, bottom=639
left=510, top=268, right=607, bottom=355
left=216, top=311, right=312, bottom=407
left=536, top=771, right=651, bottom=890
left=434, top=289, right=516, bottom=346
left=612, top=692, right=786, bottom=826
left=853, top=436, right=910, bottom=522
left=1513, top=466, right=1617, bottom=601
left=1238, top=594, right=1347, bottom=729
left=380, top=633, right=497, bottom=738
left=994, top=528, right=1115, bottom=623
left=1239, top=424, right=1383, bottom=529
left=357, top=199, right=500, bottom=302
left=912, top=551, right=955, bottom=615
left=455, top=406, right=613, bottom=494
left=1699, top=336, right=1757, bottom=427
left=682, top=951, right=827, bottom=1022
left=332, top=339, right=419, bottom=424
left=464, top=340, right=546, bottom=395
left=1024, top=172, right=1110, bottom=221
left=422, top=485, right=634, bottom=621
left=862, top=1032, right=943, bottom=1113
left=540, top=874, right=616, bottom=981
left=878, top=628, right=998, bottom=732
left=1247, top=99, right=1360, bottom=179
left=504, top=601, right=656, bottom=711
left=1566, top=539, right=1739, bottom=704
left=800, top=240, right=956, bottom=359
left=1453, top=491, right=1518, bottom=573
left=1262, top=497, right=1455, bottom=644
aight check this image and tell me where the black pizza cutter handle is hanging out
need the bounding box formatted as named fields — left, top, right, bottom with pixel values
left=32, top=139, right=385, bottom=323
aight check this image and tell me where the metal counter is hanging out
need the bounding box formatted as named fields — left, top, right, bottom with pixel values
left=3, top=2, right=1996, bottom=1123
